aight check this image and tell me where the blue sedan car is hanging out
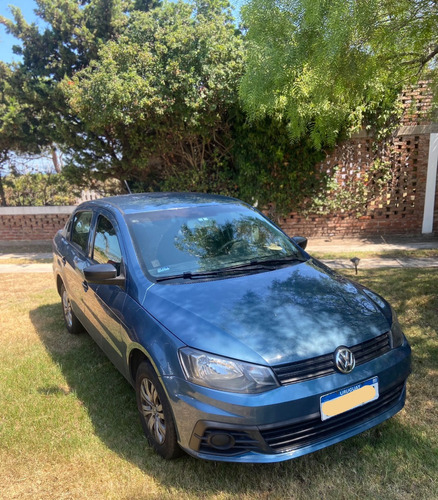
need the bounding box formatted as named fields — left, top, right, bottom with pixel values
left=52, top=193, right=411, bottom=463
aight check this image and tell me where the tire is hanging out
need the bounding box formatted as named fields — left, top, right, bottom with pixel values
left=61, top=283, right=83, bottom=334
left=136, top=361, right=183, bottom=459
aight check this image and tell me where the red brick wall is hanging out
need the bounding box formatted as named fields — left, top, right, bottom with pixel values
left=278, top=133, right=431, bottom=237
left=0, top=211, right=72, bottom=241
left=400, top=81, right=434, bottom=126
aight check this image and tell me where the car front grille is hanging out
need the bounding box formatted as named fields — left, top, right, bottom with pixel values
left=272, top=332, right=391, bottom=385
left=259, top=381, right=405, bottom=452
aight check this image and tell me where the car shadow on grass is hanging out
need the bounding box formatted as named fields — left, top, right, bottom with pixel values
left=30, top=301, right=437, bottom=499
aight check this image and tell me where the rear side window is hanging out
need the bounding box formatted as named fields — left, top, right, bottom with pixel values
left=71, top=211, right=92, bottom=253
left=93, top=215, right=122, bottom=272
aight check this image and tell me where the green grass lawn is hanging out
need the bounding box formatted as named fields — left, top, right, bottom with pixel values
left=0, top=242, right=53, bottom=254
left=0, top=269, right=437, bottom=499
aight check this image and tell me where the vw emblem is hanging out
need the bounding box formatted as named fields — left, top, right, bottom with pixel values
left=334, top=347, right=356, bottom=374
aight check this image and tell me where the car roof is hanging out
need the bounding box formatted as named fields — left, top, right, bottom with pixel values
left=78, top=192, right=244, bottom=215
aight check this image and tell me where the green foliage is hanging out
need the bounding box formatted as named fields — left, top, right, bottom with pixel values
left=0, top=63, right=44, bottom=163
left=63, top=0, right=245, bottom=184
left=232, top=114, right=325, bottom=215
left=0, top=61, right=52, bottom=204
left=160, top=158, right=240, bottom=198
left=240, top=0, right=438, bottom=149
left=3, top=172, right=78, bottom=206
left=0, top=0, right=159, bottom=184
left=2, top=0, right=427, bottom=217
left=158, top=109, right=327, bottom=216
left=310, top=156, right=393, bottom=217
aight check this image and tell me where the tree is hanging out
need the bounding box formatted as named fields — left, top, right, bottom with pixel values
left=240, top=0, right=438, bottom=149
left=62, top=0, right=245, bottom=186
left=3, top=172, right=78, bottom=206
left=0, top=0, right=354, bottom=214
left=0, top=62, right=47, bottom=205
left=0, top=0, right=159, bottom=187
left=232, top=112, right=324, bottom=214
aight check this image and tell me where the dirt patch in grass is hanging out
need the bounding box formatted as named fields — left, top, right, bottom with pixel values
left=0, top=270, right=437, bottom=499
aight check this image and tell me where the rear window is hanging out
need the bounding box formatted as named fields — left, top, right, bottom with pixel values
left=71, top=211, right=92, bottom=253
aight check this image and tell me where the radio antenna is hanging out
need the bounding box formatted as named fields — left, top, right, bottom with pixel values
left=124, top=180, right=132, bottom=194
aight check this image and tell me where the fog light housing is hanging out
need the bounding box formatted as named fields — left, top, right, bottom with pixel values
left=208, top=432, right=235, bottom=450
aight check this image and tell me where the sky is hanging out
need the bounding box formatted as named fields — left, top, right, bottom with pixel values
left=0, top=0, right=42, bottom=63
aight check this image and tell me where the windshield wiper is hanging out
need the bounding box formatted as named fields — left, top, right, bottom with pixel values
left=155, top=255, right=305, bottom=282
left=155, top=269, right=224, bottom=282
left=221, top=255, right=305, bottom=271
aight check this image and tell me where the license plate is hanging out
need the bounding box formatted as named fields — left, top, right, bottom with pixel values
left=320, top=377, right=379, bottom=421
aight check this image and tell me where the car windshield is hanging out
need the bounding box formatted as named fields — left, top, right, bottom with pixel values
left=126, top=203, right=303, bottom=279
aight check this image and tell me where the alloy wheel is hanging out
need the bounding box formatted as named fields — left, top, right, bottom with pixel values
left=140, top=378, right=166, bottom=444
left=62, top=289, right=73, bottom=329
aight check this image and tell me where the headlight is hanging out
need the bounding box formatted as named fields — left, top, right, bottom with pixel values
left=178, top=347, right=279, bottom=393
left=390, top=307, right=405, bottom=348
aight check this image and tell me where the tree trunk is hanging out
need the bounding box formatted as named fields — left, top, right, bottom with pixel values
left=51, top=144, right=62, bottom=173
left=0, top=173, right=7, bottom=206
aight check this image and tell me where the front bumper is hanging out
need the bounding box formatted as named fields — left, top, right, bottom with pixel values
left=163, top=341, right=411, bottom=463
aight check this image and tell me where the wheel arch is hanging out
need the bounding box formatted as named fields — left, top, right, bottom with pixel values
left=128, top=347, right=153, bottom=385
left=56, top=274, right=64, bottom=296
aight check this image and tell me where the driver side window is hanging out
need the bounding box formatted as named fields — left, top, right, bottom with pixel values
left=93, top=215, right=122, bottom=274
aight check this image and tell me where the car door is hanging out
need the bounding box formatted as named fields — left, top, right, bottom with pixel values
left=83, top=211, right=127, bottom=372
left=63, top=210, right=95, bottom=330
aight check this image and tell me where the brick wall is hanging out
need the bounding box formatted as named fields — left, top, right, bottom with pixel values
left=400, top=81, right=434, bottom=126
left=278, top=133, right=432, bottom=237
left=277, top=83, right=437, bottom=238
left=0, top=207, right=73, bottom=242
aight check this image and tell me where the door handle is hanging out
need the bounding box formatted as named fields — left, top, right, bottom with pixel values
left=62, top=256, right=66, bottom=266
left=82, top=281, right=89, bottom=292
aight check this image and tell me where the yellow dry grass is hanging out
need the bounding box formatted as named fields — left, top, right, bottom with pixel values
left=0, top=270, right=437, bottom=500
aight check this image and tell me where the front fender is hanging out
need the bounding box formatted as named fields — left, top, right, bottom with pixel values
left=122, top=294, right=186, bottom=382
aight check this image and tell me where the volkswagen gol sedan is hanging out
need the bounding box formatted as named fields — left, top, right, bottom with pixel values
left=52, top=193, right=411, bottom=462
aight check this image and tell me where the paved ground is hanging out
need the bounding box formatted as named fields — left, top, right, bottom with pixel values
left=322, top=257, right=438, bottom=269
left=0, top=235, right=437, bottom=272
left=0, top=262, right=53, bottom=273
left=306, top=235, right=438, bottom=253
left=306, top=235, right=438, bottom=270
left=0, top=252, right=52, bottom=260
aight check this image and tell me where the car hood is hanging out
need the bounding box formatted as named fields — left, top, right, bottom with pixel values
left=142, top=259, right=390, bottom=366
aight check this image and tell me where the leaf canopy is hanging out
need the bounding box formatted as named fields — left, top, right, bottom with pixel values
left=240, top=0, right=438, bottom=148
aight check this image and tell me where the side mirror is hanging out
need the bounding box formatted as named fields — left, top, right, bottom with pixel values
left=292, top=236, right=308, bottom=251
left=84, top=263, right=125, bottom=288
